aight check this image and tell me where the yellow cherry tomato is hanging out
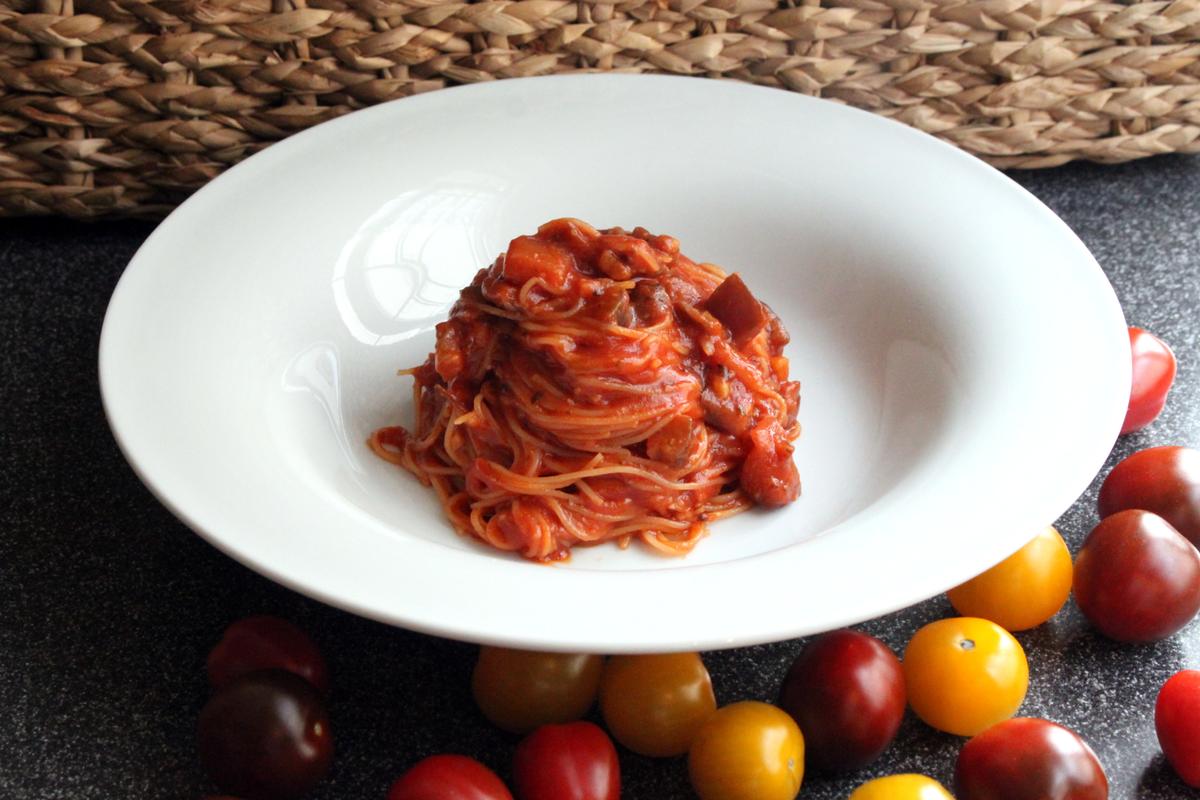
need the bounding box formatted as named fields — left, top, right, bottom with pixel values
left=947, top=526, right=1072, bottom=631
left=688, top=701, right=804, bottom=800
left=600, top=652, right=717, bottom=757
left=471, top=647, right=602, bottom=734
left=848, top=774, right=955, bottom=800
left=903, top=617, right=1028, bottom=737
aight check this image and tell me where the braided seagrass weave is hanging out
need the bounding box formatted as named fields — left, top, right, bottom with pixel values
left=2, top=0, right=1199, bottom=217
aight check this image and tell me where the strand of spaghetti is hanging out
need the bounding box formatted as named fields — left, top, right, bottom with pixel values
left=521, top=371, right=572, bottom=402
left=607, top=516, right=693, bottom=534
left=587, top=411, right=681, bottom=450
left=517, top=275, right=569, bottom=304
left=520, top=320, right=651, bottom=342
left=544, top=499, right=610, bottom=543
left=481, top=461, right=728, bottom=492
left=367, top=430, right=407, bottom=466
left=441, top=417, right=472, bottom=470
left=573, top=375, right=698, bottom=397
left=467, top=391, right=528, bottom=462
left=468, top=301, right=523, bottom=321
left=681, top=259, right=729, bottom=285
left=499, top=407, right=592, bottom=460
left=516, top=403, right=676, bottom=426
left=710, top=336, right=789, bottom=419
left=514, top=297, right=588, bottom=320
left=417, top=464, right=463, bottom=477
left=470, top=471, right=580, bottom=503
left=641, top=526, right=708, bottom=555
left=574, top=479, right=605, bottom=506
left=409, top=397, right=453, bottom=453
left=676, top=302, right=724, bottom=337
left=516, top=388, right=683, bottom=422
left=556, top=498, right=655, bottom=525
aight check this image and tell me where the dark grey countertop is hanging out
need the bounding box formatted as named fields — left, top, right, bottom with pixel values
left=2, top=155, right=1199, bottom=799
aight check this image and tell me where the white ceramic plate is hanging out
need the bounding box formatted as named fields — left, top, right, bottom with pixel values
left=100, top=75, right=1129, bottom=653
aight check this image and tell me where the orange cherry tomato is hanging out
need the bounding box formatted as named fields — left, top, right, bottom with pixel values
left=903, top=617, right=1028, bottom=736
left=947, top=527, right=1073, bottom=631
left=688, top=701, right=804, bottom=800
left=848, top=774, right=955, bottom=800
left=599, top=652, right=717, bottom=757
left=471, top=647, right=602, bottom=734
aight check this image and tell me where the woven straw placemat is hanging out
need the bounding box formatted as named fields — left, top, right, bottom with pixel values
left=3, top=0, right=1200, bottom=217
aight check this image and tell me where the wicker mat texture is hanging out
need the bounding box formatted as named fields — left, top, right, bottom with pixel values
left=2, top=0, right=1200, bottom=216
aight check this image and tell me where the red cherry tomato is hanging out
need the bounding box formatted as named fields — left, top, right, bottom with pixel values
left=207, top=616, right=329, bottom=694
left=198, top=670, right=333, bottom=800
left=1156, top=670, right=1200, bottom=787
left=1098, top=446, right=1200, bottom=548
left=1073, top=509, right=1200, bottom=642
left=777, top=629, right=905, bottom=772
left=513, top=722, right=619, bottom=800
left=955, top=718, right=1107, bottom=800
left=1123, top=327, right=1176, bottom=434
left=388, top=755, right=513, bottom=800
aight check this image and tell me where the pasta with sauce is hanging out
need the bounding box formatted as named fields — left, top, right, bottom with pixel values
left=369, top=218, right=800, bottom=561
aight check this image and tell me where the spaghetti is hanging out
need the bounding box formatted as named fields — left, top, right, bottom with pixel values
left=370, top=218, right=800, bottom=561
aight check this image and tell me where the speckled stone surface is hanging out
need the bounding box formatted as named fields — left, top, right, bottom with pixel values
left=2, top=154, right=1198, bottom=800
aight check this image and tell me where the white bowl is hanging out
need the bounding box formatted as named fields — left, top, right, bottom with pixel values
left=100, top=75, right=1129, bottom=653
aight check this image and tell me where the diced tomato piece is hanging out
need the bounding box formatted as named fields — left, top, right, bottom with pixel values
left=740, top=424, right=800, bottom=507
left=706, top=274, right=768, bottom=344
left=504, top=235, right=575, bottom=292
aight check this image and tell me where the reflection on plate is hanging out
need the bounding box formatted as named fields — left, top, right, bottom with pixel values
left=100, top=75, right=1129, bottom=652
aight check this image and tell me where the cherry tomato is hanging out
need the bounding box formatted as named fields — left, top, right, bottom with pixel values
left=947, top=527, right=1072, bottom=631
left=513, top=722, right=619, bottom=800
left=1156, top=670, right=1200, bottom=787
left=688, top=701, right=805, bottom=800
left=206, top=616, right=329, bottom=694
left=388, top=755, right=513, bottom=800
left=197, top=670, right=332, bottom=800
left=848, top=774, right=954, bottom=800
left=599, top=652, right=716, bottom=757
left=955, top=717, right=1107, bottom=800
left=777, top=629, right=904, bottom=772
left=1123, top=327, right=1176, bottom=434
left=1073, top=509, right=1200, bottom=642
left=903, top=617, right=1028, bottom=736
left=1098, top=446, right=1200, bottom=548
left=472, top=647, right=602, bottom=734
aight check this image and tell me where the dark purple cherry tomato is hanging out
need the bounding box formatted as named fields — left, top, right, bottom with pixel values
left=388, top=754, right=513, bottom=800
left=1123, top=328, right=1176, bottom=434
left=1073, top=509, right=1200, bottom=642
left=513, top=722, right=620, bottom=800
left=198, top=670, right=333, bottom=800
left=207, top=616, right=329, bottom=694
left=1098, top=446, right=1200, bottom=548
left=955, top=718, right=1107, bottom=800
left=1156, top=670, right=1200, bottom=788
left=777, top=629, right=905, bottom=772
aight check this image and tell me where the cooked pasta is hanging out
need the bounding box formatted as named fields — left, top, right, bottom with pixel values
left=370, top=218, right=800, bottom=561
